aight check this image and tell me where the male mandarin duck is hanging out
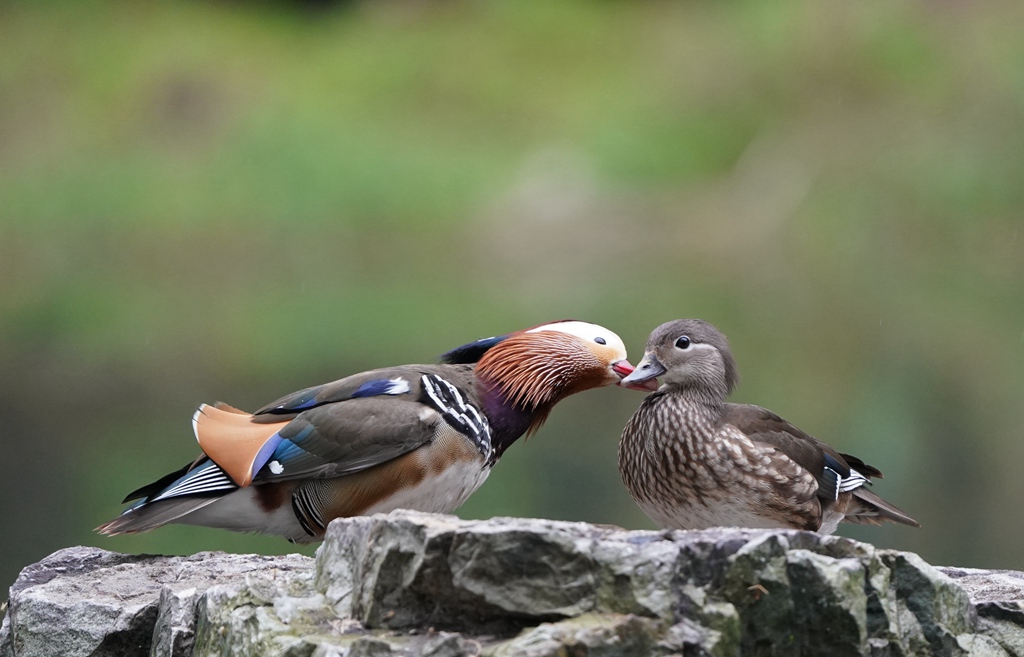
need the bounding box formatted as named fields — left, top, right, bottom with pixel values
left=618, top=319, right=919, bottom=535
left=98, top=320, right=637, bottom=543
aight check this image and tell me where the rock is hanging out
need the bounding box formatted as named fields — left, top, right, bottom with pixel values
left=941, top=568, right=1024, bottom=657
left=315, top=513, right=683, bottom=631
left=1, top=548, right=159, bottom=657
left=420, top=632, right=470, bottom=657
left=1, top=546, right=311, bottom=657
left=941, top=568, right=1024, bottom=624
left=152, top=585, right=201, bottom=657
left=3, top=511, right=1024, bottom=657
left=491, top=613, right=659, bottom=657
left=881, top=552, right=976, bottom=656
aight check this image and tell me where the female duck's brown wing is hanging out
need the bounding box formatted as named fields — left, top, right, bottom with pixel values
left=719, top=403, right=873, bottom=503
left=722, top=403, right=919, bottom=528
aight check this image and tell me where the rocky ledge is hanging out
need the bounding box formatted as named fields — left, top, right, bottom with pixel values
left=2, top=512, right=1023, bottom=657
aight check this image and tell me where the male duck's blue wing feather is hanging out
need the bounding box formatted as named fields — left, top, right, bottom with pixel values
left=252, top=396, right=445, bottom=482
left=241, top=364, right=480, bottom=483
left=252, top=366, right=439, bottom=417
left=98, top=366, right=477, bottom=535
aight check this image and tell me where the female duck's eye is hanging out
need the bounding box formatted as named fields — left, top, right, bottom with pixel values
left=675, top=336, right=691, bottom=350
left=594, top=337, right=607, bottom=345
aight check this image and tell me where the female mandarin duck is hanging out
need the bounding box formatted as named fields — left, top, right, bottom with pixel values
left=618, top=319, right=919, bottom=535
left=99, top=321, right=637, bottom=543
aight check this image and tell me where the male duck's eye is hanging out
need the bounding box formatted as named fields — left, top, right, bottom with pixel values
left=675, top=336, right=691, bottom=350
left=594, top=337, right=607, bottom=345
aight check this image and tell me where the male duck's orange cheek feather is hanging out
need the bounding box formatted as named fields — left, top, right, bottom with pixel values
left=585, top=342, right=634, bottom=387
left=193, top=404, right=287, bottom=487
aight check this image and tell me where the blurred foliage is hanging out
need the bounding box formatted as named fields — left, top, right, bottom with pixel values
left=1, top=0, right=1023, bottom=592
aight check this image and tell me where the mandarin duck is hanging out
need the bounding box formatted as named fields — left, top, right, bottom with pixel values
left=98, top=321, right=637, bottom=543
left=618, top=319, right=919, bottom=534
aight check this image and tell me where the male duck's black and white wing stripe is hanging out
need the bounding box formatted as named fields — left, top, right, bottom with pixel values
left=421, top=373, right=491, bottom=458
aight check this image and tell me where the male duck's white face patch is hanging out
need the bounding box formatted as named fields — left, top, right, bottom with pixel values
left=527, top=321, right=628, bottom=360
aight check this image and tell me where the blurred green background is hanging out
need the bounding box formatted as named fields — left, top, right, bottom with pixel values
left=2, top=0, right=1023, bottom=592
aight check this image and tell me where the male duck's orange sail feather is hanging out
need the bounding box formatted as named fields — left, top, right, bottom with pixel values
left=193, top=404, right=285, bottom=487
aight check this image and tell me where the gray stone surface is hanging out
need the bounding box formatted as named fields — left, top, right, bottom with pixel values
left=1, top=546, right=311, bottom=657
left=3, top=511, right=1024, bottom=656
